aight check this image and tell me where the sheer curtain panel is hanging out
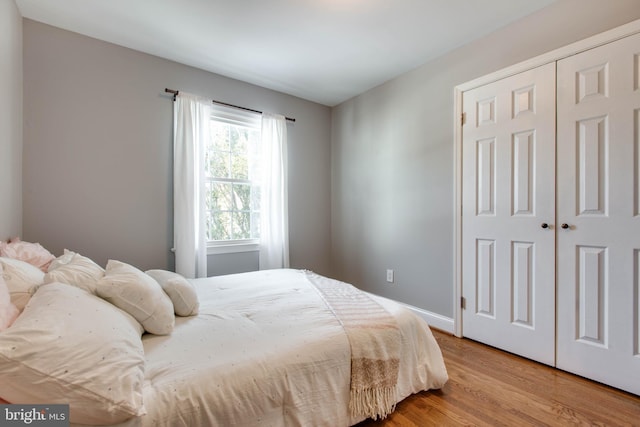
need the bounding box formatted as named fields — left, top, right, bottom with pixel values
left=259, top=113, right=290, bottom=269
left=173, top=92, right=210, bottom=278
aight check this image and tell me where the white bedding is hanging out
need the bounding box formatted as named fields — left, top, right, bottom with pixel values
left=74, top=269, right=448, bottom=426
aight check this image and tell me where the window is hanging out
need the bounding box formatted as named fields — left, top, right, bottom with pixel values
left=205, top=107, right=262, bottom=249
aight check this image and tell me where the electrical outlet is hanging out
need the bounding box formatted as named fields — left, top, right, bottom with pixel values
left=386, top=269, right=394, bottom=283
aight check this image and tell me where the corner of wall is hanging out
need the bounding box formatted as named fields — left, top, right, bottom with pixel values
left=0, top=0, right=23, bottom=240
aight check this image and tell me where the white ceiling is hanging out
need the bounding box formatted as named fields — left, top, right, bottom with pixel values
left=15, top=0, right=558, bottom=106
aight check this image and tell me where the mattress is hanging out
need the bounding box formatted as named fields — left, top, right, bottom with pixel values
left=74, top=269, right=448, bottom=426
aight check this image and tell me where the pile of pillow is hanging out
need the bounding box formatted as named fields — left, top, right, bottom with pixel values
left=0, top=238, right=200, bottom=424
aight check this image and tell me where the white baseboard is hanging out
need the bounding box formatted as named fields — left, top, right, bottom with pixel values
left=365, top=291, right=455, bottom=334
left=404, top=304, right=455, bottom=334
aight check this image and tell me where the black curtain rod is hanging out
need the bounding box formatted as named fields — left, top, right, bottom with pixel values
left=165, top=88, right=295, bottom=123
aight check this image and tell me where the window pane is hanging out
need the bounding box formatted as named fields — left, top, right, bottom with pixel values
left=231, top=150, right=248, bottom=180
left=232, top=183, right=251, bottom=211
left=231, top=126, right=249, bottom=153
left=232, top=211, right=251, bottom=240
left=231, top=127, right=248, bottom=153
left=212, top=182, right=232, bottom=211
left=229, top=127, right=240, bottom=153
left=211, top=150, right=230, bottom=179
left=210, top=122, right=230, bottom=152
left=231, top=126, right=250, bottom=180
left=208, top=122, right=231, bottom=178
left=207, top=211, right=231, bottom=241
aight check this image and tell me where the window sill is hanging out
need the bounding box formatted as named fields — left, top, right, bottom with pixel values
left=207, top=241, right=259, bottom=255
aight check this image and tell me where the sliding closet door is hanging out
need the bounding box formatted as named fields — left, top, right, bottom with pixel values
left=556, top=32, right=640, bottom=395
left=461, top=62, right=556, bottom=365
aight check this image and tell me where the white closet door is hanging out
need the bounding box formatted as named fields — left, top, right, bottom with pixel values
left=462, top=62, right=556, bottom=365
left=557, top=32, right=640, bottom=395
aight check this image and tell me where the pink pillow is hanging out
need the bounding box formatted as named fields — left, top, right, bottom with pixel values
left=0, top=238, right=55, bottom=273
left=0, top=264, right=20, bottom=331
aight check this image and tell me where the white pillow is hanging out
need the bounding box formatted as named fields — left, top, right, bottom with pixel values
left=47, top=248, right=76, bottom=272
left=0, top=283, right=146, bottom=424
left=97, top=260, right=175, bottom=335
left=0, top=257, right=45, bottom=310
left=146, top=269, right=199, bottom=316
left=44, top=251, right=104, bottom=294
left=0, top=264, right=19, bottom=331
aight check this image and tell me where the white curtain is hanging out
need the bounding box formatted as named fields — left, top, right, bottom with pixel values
left=259, top=113, right=289, bottom=269
left=173, top=92, right=211, bottom=278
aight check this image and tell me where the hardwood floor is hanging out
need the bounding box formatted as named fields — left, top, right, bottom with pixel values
left=357, top=330, right=640, bottom=426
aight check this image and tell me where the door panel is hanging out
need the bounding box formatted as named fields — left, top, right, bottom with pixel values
left=462, top=62, right=556, bottom=365
left=557, top=31, right=640, bottom=395
left=512, top=241, right=534, bottom=327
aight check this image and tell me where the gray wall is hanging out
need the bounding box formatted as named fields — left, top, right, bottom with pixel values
left=0, top=0, right=22, bottom=241
left=20, top=1, right=640, bottom=316
left=331, top=0, right=640, bottom=318
left=22, top=20, right=332, bottom=276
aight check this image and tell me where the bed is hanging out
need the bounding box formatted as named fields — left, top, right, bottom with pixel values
left=0, top=244, right=448, bottom=426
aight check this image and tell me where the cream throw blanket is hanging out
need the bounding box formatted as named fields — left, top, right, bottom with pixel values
left=305, top=271, right=401, bottom=420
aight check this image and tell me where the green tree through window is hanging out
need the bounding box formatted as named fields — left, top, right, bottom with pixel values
left=205, top=111, right=261, bottom=243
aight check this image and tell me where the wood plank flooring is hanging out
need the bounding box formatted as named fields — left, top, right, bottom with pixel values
left=357, top=330, right=640, bottom=426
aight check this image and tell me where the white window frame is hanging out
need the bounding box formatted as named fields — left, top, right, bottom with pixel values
left=206, top=105, right=262, bottom=254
